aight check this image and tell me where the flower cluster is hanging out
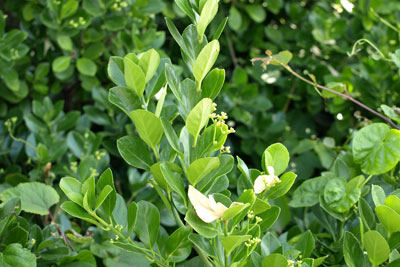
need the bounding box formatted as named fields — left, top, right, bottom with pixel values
left=244, top=237, right=261, bottom=247
left=112, top=0, right=128, bottom=11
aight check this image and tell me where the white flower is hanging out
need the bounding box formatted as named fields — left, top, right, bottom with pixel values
left=254, top=166, right=281, bottom=194
left=188, top=185, right=242, bottom=223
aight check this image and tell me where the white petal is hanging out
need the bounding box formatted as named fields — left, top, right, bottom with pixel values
left=188, top=185, right=212, bottom=210
left=195, top=205, right=219, bottom=223
left=267, top=166, right=275, bottom=176
left=213, top=202, right=228, bottom=217
left=254, top=176, right=266, bottom=194
left=208, top=194, right=217, bottom=211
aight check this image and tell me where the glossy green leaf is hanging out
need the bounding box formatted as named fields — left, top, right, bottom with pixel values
left=109, top=86, right=141, bottom=115
left=289, top=176, right=327, bottom=208
left=364, top=230, right=390, bottom=266
left=185, top=209, right=218, bottom=238
left=258, top=205, right=281, bottom=231
left=138, top=49, right=160, bottom=83
left=61, top=201, right=99, bottom=226
left=187, top=157, right=219, bottom=186
left=97, top=168, right=117, bottom=218
left=371, top=184, right=386, bottom=207
left=130, top=109, right=163, bottom=150
left=0, top=182, right=59, bottom=215
left=197, top=0, right=218, bottom=42
left=52, top=56, right=71, bottom=72
left=353, top=123, right=400, bottom=175
left=385, top=195, right=400, bottom=214
left=267, top=172, right=296, bottom=199
left=295, top=230, right=315, bottom=258
left=127, top=201, right=138, bottom=237
left=343, top=232, right=364, bottom=267
left=222, top=203, right=250, bottom=221
left=193, top=41, right=220, bottom=89
left=108, top=56, right=126, bottom=86
left=221, top=235, right=251, bottom=256
left=186, top=98, right=213, bottom=146
left=94, top=185, right=113, bottom=211
left=134, top=201, right=160, bottom=249
left=165, top=226, right=192, bottom=262
left=161, top=117, right=184, bottom=154
left=124, top=57, right=146, bottom=98
left=201, top=68, right=225, bottom=100
left=77, top=58, right=97, bottom=76
left=160, top=163, right=186, bottom=204
left=117, top=135, right=153, bottom=170
left=60, top=177, right=83, bottom=206
left=262, top=254, right=288, bottom=267
left=262, top=143, right=290, bottom=176
left=375, top=205, right=400, bottom=235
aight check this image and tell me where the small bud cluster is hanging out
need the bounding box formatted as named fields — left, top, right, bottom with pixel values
left=287, top=259, right=302, bottom=267
left=69, top=17, right=86, bottom=28
left=10, top=48, right=19, bottom=60
left=209, top=103, right=236, bottom=153
left=70, top=161, right=78, bottom=173
left=52, top=0, right=61, bottom=5
left=115, top=224, right=124, bottom=231
left=244, top=237, right=261, bottom=247
left=95, top=150, right=106, bottom=161
left=247, top=210, right=254, bottom=219
left=112, top=0, right=128, bottom=11
left=89, top=167, right=99, bottom=177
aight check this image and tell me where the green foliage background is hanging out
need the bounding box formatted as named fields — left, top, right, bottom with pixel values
left=1, top=0, right=400, bottom=266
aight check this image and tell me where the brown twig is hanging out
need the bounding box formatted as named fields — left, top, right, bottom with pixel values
left=48, top=209, right=74, bottom=251
left=252, top=56, right=400, bottom=130
left=225, top=31, right=239, bottom=68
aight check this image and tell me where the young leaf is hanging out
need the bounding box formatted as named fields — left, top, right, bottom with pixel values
left=375, top=205, right=400, bottom=235
left=124, top=57, right=146, bottom=98
left=187, top=157, right=219, bottom=186
left=186, top=98, right=213, bottom=146
left=60, top=177, right=83, bottom=206
left=201, top=68, right=225, bottom=100
left=94, top=185, right=113, bottom=211
left=108, top=56, right=126, bottom=86
left=197, top=0, right=218, bottom=42
left=364, top=230, right=390, bottom=266
left=267, top=172, right=297, bottom=200
left=138, top=49, right=160, bottom=83
left=61, top=201, right=99, bottom=226
left=262, top=254, right=288, bottom=267
left=262, top=143, right=290, bottom=176
left=221, top=235, right=251, bottom=256
left=130, top=109, right=163, bottom=151
left=96, top=168, right=117, bottom=218
left=222, top=203, right=250, bottom=221
left=193, top=41, right=220, bottom=91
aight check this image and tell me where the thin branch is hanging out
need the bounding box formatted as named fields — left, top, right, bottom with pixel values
left=48, top=209, right=74, bottom=251
left=252, top=56, right=400, bottom=130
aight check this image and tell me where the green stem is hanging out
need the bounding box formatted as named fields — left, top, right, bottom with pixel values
left=224, top=221, right=229, bottom=267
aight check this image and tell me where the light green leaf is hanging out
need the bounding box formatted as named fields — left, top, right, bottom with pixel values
left=221, top=235, right=251, bottom=256
left=130, top=109, right=163, bottom=151
left=124, top=57, right=146, bottom=98
left=138, top=49, right=160, bottom=83
left=375, top=205, right=400, bottom=235
left=52, top=56, right=71, bottom=72
left=222, top=203, right=250, bottom=221
left=364, top=230, right=390, bottom=266
left=109, top=86, right=141, bottom=115
left=77, top=58, right=97, bottom=76
left=0, top=182, right=59, bottom=215
left=108, top=56, right=126, bottom=86
left=94, top=185, right=113, bottom=211
left=385, top=195, right=400, bottom=214
left=262, top=254, right=288, bottom=267
left=97, top=168, right=117, bottom=218
left=187, top=157, right=219, bottom=186
left=197, top=0, right=218, bottom=42
left=60, top=177, right=83, bottom=206
left=353, top=123, right=400, bottom=175
left=161, top=117, right=184, bottom=154
left=186, top=98, right=213, bottom=146
left=56, top=35, right=73, bottom=51
left=61, top=201, right=99, bottom=226
left=193, top=41, right=220, bottom=90
left=371, top=184, right=386, bottom=207
left=262, top=143, right=290, bottom=176
left=201, top=68, right=225, bottom=100
left=61, top=0, right=79, bottom=19
left=244, top=4, right=266, bottom=23
left=160, top=163, right=187, bottom=205
left=267, top=172, right=296, bottom=199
